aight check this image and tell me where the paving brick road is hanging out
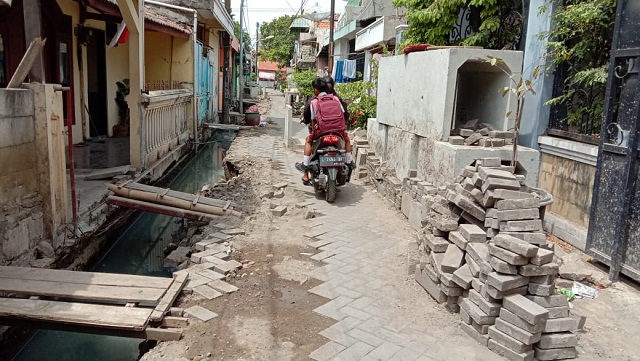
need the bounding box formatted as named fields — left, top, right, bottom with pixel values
left=265, top=90, right=500, bottom=361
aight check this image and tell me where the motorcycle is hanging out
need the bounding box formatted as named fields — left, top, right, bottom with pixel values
left=305, top=132, right=352, bottom=203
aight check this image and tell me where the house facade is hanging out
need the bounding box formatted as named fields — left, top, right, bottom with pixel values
left=0, top=0, right=238, bottom=267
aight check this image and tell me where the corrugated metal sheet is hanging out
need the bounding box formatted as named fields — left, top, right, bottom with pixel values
left=290, top=17, right=311, bottom=30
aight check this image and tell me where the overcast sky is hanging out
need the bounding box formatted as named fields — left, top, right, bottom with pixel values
left=230, top=0, right=348, bottom=42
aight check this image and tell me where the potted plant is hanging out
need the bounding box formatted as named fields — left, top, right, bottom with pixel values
left=113, top=78, right=130, bottom=137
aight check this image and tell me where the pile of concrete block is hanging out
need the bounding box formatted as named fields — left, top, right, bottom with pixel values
left=352, top=135, right=372, bottom=180
left=449, top=127, right=516, bottom=148
left=401, top=176, right=438, bottom=230
left=412, top=157, right=585, bottom=361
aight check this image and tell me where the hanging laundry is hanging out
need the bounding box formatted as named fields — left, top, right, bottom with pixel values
left=334, top=60, right=345, bottom=83
left=342, top=59, right=357, bottom=81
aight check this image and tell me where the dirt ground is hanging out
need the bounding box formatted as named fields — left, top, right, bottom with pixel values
left=140, top=93, right=640, bottom=361
left=141, top=100, right=335, bottom=361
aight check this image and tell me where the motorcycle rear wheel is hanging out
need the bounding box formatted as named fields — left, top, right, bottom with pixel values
left=326, top=179, right=337, bottom=203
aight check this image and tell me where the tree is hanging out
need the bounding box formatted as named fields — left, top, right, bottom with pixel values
left=233, top=21, right=251, bottom=50
left=260, top=15, right=299, bottom=68
left=392, top=0, right=523, bottom=49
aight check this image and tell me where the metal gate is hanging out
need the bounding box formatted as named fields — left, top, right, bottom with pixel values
left=196, top=41, right=214, bottom=124
left=586, top=0, right=640, bottom=282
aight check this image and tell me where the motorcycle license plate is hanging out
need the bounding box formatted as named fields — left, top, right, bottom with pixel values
left=320, top=155, right=345, bottom=166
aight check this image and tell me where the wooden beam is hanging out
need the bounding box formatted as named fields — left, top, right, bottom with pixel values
left=0, top=277, right=167, bottom=303
left=150, top=273, right=188, bottom=322
left=0, top=298, right=152, bottom=330
left=115, top=0, right=140, bottom=32
left=22, top=0, right=45, bottom=83
left=0, top=266, right=173, bottom=289
left=84, top=12, right=123, bottom=24
left=7, top=38, right=46, bottom=88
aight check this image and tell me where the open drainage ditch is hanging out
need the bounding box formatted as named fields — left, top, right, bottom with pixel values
left=11, top=132, right=235, bottom=361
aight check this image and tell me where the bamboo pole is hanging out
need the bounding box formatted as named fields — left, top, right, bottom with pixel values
left=107, top=196, right=219, bottom=221
left=106, top=184, right=241, bottom=217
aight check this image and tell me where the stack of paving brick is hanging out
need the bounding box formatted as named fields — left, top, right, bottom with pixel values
left=411, top=157, right=585, bottom=360
left=401, top=176, right=438, bottom=230
left=531, top=294, right=582, bottom=361
left=352, top=135, right=371, bottom=180
left=486, top=294, right=549, bottom=360
left=449, top=128, right=515, bottom=148
left=415, top=223, right=486, bottom=315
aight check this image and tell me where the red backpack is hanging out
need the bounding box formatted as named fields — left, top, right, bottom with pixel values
left=312, top=94, right=345, bottom=133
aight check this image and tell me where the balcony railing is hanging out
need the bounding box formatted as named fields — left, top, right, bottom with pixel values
left=141, top=89, right=192, bottom=168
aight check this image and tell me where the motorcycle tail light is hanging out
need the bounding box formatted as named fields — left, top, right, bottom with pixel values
left=328, top=151, right=337, bottom=156
left=322, top=135, right=341, bottom=144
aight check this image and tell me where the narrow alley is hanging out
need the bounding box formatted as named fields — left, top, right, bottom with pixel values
left=135, top=91, right=640, bottom=361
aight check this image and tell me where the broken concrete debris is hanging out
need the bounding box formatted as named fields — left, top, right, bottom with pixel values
left=406, top=157, right=584, bottom=360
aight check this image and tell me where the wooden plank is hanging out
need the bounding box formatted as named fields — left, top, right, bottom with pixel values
left=161, top=316, right=189, bottom=328
left=7, top=38, right=46, bottom=88
left=145, top=327, right=183, bottom=341
left=0, top=278, right=166, bottom=303
left=0, top=298, right=151, bottom=330
left=0, top=266, right=173, bottom=289
left=150, top=274, right=188, bottom=322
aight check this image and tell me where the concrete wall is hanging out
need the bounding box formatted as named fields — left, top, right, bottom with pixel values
left=536, top=136, right=598, bottom=250
left=369, top=48, right=539, bottom=186
left=145, top=31, right=193, bottom=85
left=145, top=31, right=173, bottom=83
left=368, top=118, right=540, bottom=185
left=0, top=88, right=52, bottom=266
left=539, top=153, right=594, bottom=228
left=377, top=48, right=523, bottom=141
left=106, top=39, right=130, bottom=137
left=519, top=0, right=556, bottom=149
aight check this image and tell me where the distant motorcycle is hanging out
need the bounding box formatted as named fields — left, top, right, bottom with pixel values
left=305, top=131, right=352, bottom=203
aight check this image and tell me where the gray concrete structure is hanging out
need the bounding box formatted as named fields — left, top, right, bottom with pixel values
left=367, top=48, right=540, bottom=186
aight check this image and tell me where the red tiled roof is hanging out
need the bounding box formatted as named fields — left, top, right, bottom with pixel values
left=101, top=0, right=192, bottom=35
left=258, top=61, right=282, bottom=72
left=144, top=5, right=193, bottom=35
left=312, top=14, right=339, bottom=29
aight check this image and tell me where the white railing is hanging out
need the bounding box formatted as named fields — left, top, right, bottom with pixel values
left=141, top=89, right=193, bottom=168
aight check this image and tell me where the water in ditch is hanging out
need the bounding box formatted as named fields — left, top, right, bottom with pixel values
left=12, top=133, right=234, bottom=361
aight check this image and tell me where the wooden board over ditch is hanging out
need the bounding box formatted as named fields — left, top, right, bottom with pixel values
left=0, top=266, right=187, bottom=338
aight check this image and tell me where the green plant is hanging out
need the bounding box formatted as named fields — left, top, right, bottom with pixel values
left=115, top=78, right=130, bottom=126
left=486, top=56, right=539, bottom=167
left=291, top=70, right=317, bottom=97
left=392, top=0, right=523, bottom=49
left=539, top=0, right=615, bottom=133
left=335, top=81, right=377, bottom=129
left=260, top=15, right=299, bottom=68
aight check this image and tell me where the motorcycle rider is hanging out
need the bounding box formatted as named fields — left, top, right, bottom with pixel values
left=302, top=76, right=350, bottom=134
left=295, top=77, right=355, bottom=185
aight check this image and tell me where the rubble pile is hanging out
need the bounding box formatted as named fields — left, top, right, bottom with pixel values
left=409, top=157, right=585, bottom=361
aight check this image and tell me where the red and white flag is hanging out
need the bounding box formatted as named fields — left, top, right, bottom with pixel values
left=108, top=20, right=129, bottom=48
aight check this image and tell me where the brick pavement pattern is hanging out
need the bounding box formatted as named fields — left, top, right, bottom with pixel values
left=259, top=92, right=499, bottom=361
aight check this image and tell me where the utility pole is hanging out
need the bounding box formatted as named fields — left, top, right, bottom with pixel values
left=328, top=0, right=335, bottom=75
left=239, top=0, right=245, bottom=113
left=256, top=22, right=259, bottom=81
